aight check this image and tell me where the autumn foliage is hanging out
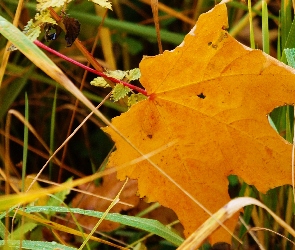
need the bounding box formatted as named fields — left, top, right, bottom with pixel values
left=104, top=2, right=295, bottom=243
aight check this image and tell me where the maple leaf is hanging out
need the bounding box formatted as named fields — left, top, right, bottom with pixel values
left=36, top=0, right=70, bottom=11
left=89, top=0, right=112, bottom=10
left=104, top=2, right=295, bottom=243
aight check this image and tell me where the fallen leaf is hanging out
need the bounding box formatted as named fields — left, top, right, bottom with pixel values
left=104, top=2, right=295, bottom=243
left=69, top=173, right=139, bottom=232
left=62, top=15, right=80, bottom=47
left=90, top=0, right=112, bottom=10
left=129, top=201, right=184, bottom=236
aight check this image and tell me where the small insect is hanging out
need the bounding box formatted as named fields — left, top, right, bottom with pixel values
left=44, top=23, right=62, bottom=42
left=43, top=12, right=80, bottom=47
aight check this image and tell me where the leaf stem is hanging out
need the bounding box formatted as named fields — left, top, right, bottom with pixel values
left=33, top=40, right=148, bottom=96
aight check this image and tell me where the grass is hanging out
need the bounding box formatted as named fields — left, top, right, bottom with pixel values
left=1, top=0, right=295, bottom=249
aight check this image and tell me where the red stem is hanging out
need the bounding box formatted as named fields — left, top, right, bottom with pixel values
left=34, top=40, right=148, bottom=96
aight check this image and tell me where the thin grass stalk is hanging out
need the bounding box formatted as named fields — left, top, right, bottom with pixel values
left=4, top=110, right=81, bottom=183
left=33, top=92, right=112, bottom=191
left=229, top=1, right=264, bottom=37
left=282, top=187, right=294, bottom=249
left=278, top=6, right=295, bottom=249
left=262, top=0, right=269, bottom=54
left=278, top=12, right=282, bottom=59
left=141, top=0, right=195, bottom=26
left=151, top=0, right=163, bottom=54
left=17, top=93, right=29, bottom=248
left=16, top=209, right=125, bottom=249
left=135, top=202, right=161, bottom=217
left=49, top=88, right=58, bottom=179
left=4, top=111, right=12, bottom=246
left=0, top=65, right=35, bottom=121
left=3, top=0, right=185, bottom=45
left=238, top=184, right=254, bottom=239
left=0, top=0, right=24, bottom=86
left=95, top=6, right=116, bottom=69
left=281, top=0, right=292, bottom=49
left=51, top=229, right=68, bottom=245
left=258, top=206, right=265, bottom=247
left=60, top=200, right=90, bottom=249
left=57, top=9, right=110, bottom=183
left=248, top=0, right=255, bottom=48
left=259, top=193, right=269, bottom=247
left=112, top=0, right=130, bottom=70
left=273, top=187, right=284, bottom=236
left=251, top=206, right=265, bottom=245
left=285, top=106, right=293, bottom=143
left=78, top=180, right=125, bottom=249
left=48, top=7, right=104, bottom=73
left=293, top=94, right=295, bottom=228
left=193, top=0, right=205, bottom=21
left=48, top=194, right=91, bottom=250
left=239, top=216, right=265, bottom=250
left=128, top=220, right=180, bottom=248
left=282, top=8, right=295, bottom=232
left=21, top=93, right=29, bottom=192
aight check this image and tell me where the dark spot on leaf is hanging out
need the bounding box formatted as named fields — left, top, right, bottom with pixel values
left=222, top=25, right=229, bottom=31
left=62, top=16, right=80, bottom=47
left=208, top=41, right=212, bottom=46
left=197, top=93, right=206, bottom=99
left=147, top=134, right=153, bottom=139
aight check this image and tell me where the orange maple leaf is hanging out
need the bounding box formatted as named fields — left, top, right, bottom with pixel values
left=104, top=2, right=295, bottom=243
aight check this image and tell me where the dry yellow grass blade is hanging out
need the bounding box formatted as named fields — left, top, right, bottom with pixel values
left=16, top=209, right=127, bottom=249
left=140, top=0, right=195, bottom=26
left=0, top=167, right=117, bottom=211
left=95, top=7, right=117, bottom=70
left=0, top=0, right=25, bottom=85
left=177, top=197, right=295, bottom=249
left=150, top=0, right=162, bottom=54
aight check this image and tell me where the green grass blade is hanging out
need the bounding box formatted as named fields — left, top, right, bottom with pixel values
left=280, top=18, right=295, bottom=62
left=283, top=48, right=295, bottom=142
left=49, top=88, right=57, bottom=179
left=9, top=222, right=37, bottom=240
left=3, top=0, right=185, bottom=45
left=248, top=0, right=255, bottom=49
left=0, top=221, right=8, bottom=240
left=283, top=18, right=295, bottom=49
left=227, top=1, right=278, bottom=21
left=0, top=240, right=77, bottom=250
left=268, top=116, right=279, bottom=132
left=262, top=1, right=269, bottom=54
left=70, top=11, right=185, bottom=45
left=281, top=0, right=292, bottom=49
left=238, top=185, right=255, bottom=239
left=21, top=93, right=29, bottom=192
left=0, top=65, right=34, bottom=120
left=278, top=12, right=282, bottom=59
left=23, top=206, right=184, bottom=246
